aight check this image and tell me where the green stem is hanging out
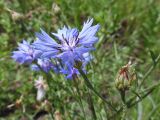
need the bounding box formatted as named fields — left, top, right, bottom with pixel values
left=78, top=68, right=117, bottom=112
left=109, top=54, right=160, bottom=119
left=120, top=90, right=126, bottom=104
left=72, top=77, right=87, bottom=120
left=87, top=87, right=97, bottom=120
left=126, top=82, right=160, bottom=106
left=120, top=90, right=126, bottom=120
left=147, top=103, right=160, bottom=119
left=121, top=104, right=126, bottom=120
left=109, top=83, right=160, bottom=119
left=128, top=87, right=155, bottom=107
left=103, top=102, right=109, bottom=119
left=139, top=54, right=160, bottom=88
left=74, top=75, right=96, bottom=119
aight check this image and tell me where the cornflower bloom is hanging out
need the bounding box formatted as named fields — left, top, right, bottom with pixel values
left=33, top=19, right=100, bottom=78
left=12, top=40, right=41, bottom=64
left=60, top=66, right=79, bottom=79
left=31, top=58, right=61, bottom=73
left=37, top=58, right=55, bottom=73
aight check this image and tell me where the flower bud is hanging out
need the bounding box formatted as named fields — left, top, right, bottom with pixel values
left=34, top=76, right=47, bottom=101
left=115, top=62, right=136, bottom=91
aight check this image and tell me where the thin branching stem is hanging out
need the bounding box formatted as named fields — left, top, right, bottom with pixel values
left=74, top=75, right=97, bottom=120
left=78, top=68, right=117, bottom=112
left=120, top=90, right=127, bottom=120
left=139, top=54, right=160, bottom=88
left=86, top=87, right=97, bottom=120
left=109, top=82, right=160, bottom=119
left=109, top=54, right=160, bottom=119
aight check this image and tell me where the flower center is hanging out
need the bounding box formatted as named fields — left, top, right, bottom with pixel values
left=61, top=34, right=79, bottom=51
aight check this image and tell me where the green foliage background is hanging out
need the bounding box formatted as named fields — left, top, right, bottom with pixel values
left=0, top=0, right=160, bottom=119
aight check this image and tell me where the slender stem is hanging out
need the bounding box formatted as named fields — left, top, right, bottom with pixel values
left=74, top=74, right=97, bottom=119
left=120, top=90, right=126, bottom=104
left=140, top=82, right=160, bottom=93
left=109, top=83, right=160, bottom=119
left=86, top=87, right=97, bottom=120
left=120, top=90, right=127, bottom=120
left=109, top=54, right=160, bottom=119
left=121, top=103, right=127, bottom=120
left=139, top=54, right=160, bottom=87
left=147, top=103, right=160, bottom=119
left=137, top=98, right=142, bottom=120
left=126, top=82, right=160, bottom=106
left=78, top=68, right=117, bottom=112
left=72, top=77, right=87, bottom=120
left=128, top=87, right=155, bottom=107
left=127, top=81, right=160, bottom=108
left=103, top=102, right=109, bottom=119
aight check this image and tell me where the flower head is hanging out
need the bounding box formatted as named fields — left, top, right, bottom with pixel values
left=30, top=64, right=40, bottom=71
left=61, top=66, right=79, bottom=79
left=31, top=58, right=61, bottom=73
left=37, top=58, right=54, bottom=73
left=12, top=40, right=41, bottom=64
left=12, top=18, right=100, bottom=80
left=33, top=19, right=100, bottom=69
left=115, top=62, right=136, bottom=91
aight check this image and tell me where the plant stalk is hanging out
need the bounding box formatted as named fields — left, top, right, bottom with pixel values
left=78, top=68, right=117, bottom=112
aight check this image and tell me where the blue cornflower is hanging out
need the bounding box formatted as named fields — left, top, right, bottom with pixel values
left=12, top=40, right=41, bottom=64
left=33, top=19, right=100, bottom=68
left=31, top=58, right=58, bottom=73
left=82, top=52, right=93, bottom=65
left=31, top=64, right=40, bottom=71
left=61, top=66, right=79, bottom=79
left=37, top=58, right=54, bottom=73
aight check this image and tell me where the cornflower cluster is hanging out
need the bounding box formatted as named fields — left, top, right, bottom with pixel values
left=12, top=19, right=100, bottom=79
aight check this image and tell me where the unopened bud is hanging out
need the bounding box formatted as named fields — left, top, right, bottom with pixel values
left=115, top=62, right=136, bottom=91
left=34, top=76, right=47, bottom=101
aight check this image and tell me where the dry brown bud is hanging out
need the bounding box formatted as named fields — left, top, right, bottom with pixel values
left=115, top=62, right=136, bottom=91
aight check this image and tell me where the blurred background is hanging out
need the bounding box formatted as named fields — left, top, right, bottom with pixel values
left=0, top=0, right=160, bottom=119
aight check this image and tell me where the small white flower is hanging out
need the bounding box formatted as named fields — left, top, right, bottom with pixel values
left=34, top=76, right=47, bottom=101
